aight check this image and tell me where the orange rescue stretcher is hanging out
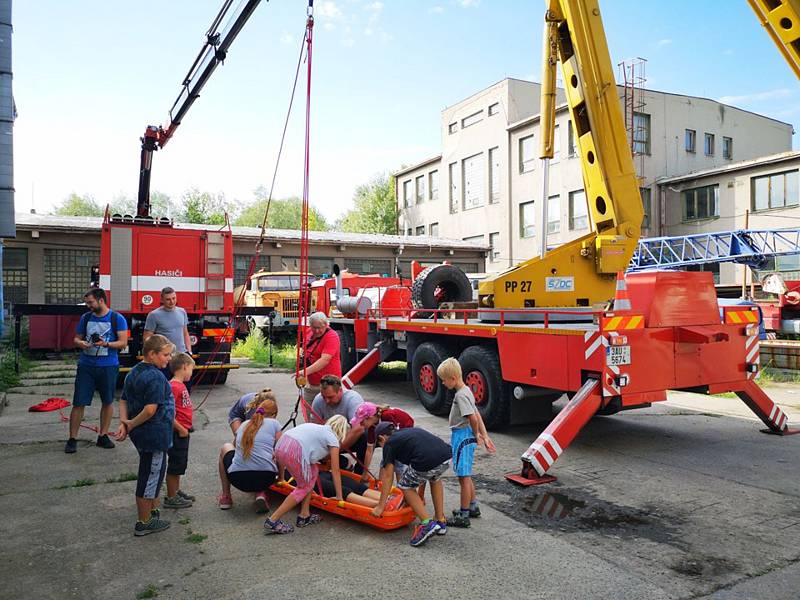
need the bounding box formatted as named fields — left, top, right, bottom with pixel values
left=270, top=470, right=415, bottom=531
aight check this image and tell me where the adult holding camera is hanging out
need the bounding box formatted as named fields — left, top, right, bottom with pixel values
left=65, top=288, right=129, bottom=454
left=297, top=312, right=341, bottom=405
left=143, top=286, right=193, bottom=386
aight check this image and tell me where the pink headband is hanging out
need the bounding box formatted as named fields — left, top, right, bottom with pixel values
left=255, top=407, right=265, bottom=415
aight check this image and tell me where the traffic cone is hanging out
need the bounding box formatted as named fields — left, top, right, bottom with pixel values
left=613, top=271, right=631, bottom=311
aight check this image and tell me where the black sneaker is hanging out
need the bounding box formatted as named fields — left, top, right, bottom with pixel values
left=453, top=506, right=481, bottom=518
left=177, top=489, right=196, bottom=502
left=134, top=518, right=171, bottom=537
left=64, top=438, right=77, bottom=454
left=446, top=513, right=471, bottom=528
left=96, top=434, right=115, bottom=449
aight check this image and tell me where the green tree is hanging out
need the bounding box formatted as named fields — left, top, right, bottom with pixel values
left=179, top=187, right=231, bottom=225
left=337, top=173, right=397, bottom=234
left=53, top=193, right=104, bottom=217
left=234, top=189, right=329, bottom=231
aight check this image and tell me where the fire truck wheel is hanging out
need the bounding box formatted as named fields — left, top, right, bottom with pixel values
left=411, top=342, right=452, bottom=415
left=337, top=328, right=356, bottom=374
left=411, top=265, right=472, bottom=317
left=458, top=345, right=509, bottom=430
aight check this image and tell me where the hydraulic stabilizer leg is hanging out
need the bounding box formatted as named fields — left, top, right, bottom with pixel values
left=506, top=377, right=603, bottom=486
left=736, top=379, right=799, bottom=436
left=341, top=339, right=397, bottom=390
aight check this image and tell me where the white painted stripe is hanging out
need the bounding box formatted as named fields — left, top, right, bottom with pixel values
left=531, top=442, right=555, bottom=466
left=99, top=275, right=234, bottom=294
left=614, top=299, right=632, bottom=310
left=769, top=405, right=778, bottom=422
left=585, top=336, right=603, bottom=359
left=745, top=335, right=758, bottom=349
left=342, top=375, right=354, bottom=389
left=746, top=345, right=759, bottom=364
left=616, top=279, right=627, bottom=291
left=542, top=496, right=555, bottom=515
left=584, top=331, right=594, bottom=342
left=777, top=412, right=786, bottom=430
left=541, top=433, right=563, bottom=456
left=608, top=364, right=620, bottom=374
left=531, top=455, right=547, bottom=476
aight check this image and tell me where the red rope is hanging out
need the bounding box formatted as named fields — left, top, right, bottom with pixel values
left=295, top=12, right=315, bottom=384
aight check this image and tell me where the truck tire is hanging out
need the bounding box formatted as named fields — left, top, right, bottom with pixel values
left=458, top=345, right=510, bottom=430
left=411, top=265, right=473, bottom=317
left=411, top=341, right=452, bottom=415
left=337, top=328, right=356, bottom=374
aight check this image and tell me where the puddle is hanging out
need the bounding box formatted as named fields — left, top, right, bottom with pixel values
left=522, top=492, right=586, bottom=520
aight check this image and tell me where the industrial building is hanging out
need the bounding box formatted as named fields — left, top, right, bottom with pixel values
left=1, top=212, right=487, bottom=308
left=396, top=77, right=797, bottom=284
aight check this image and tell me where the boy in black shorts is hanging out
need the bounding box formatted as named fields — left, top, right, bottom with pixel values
left=371, top=426, right=451, bottom=547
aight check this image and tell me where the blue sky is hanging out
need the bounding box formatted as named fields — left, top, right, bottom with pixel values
left=12, top=0, right=800, bottom=222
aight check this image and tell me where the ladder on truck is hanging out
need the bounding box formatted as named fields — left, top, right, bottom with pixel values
left=629, top=228, right=800, bottom=272
left=205, top=232, right=226, bottom=310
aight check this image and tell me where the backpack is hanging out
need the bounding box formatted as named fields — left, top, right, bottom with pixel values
left=79, top=309, right=121, bottom=339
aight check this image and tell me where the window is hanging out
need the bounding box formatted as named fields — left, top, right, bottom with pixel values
left=567, top=120, right=578, bottom=157
left=406, top=228, right=412, bottom=236
left=569, top=189, right=588, bottom=230
left=552, top=125, right=561, bottom=162
left=255, top=274, right=315, bottom=291
left=234, top=253, right=270, bottom=287
left=2, top=247, right=28, bottom=304
left=488, top=102, right=500, bottom=116
left=704, top=133, right=715, bottom=156
left=683, top=184, right=720, bottom=221
left=448, top=122, right=457, bottom=134
left=344, top=258, right=392, bottom=275
left=489, top=232, right=500, bottom=262
left=448, top=162, right=459, bottom=214
left=463, top=234, right=484, bottom=243
left=489, top=147, right=500, bottom=204
left=309, top=258, right=334, bottom=277
left=640, top=187, right=651, bottom=229
left=547, top=195, right=561, bottom=234
left=752, top=170, right=799, bottom=211
left=403, top=180, right=412, bottom=207
left=429, top=170, right=439, bottom=201
left=519, top=135, right=535, bottom=173
left=415, top=175, right=425, bottom=204
left=461, top=110, right=483, bottom=129
left=44, top=248, right=100, bottom=305
left=520, top=201, right=536, bottom=238
left=633, top=112, right=651, bottom=155
left=416, top=226, right=425, bottom=236
left=429, top=222, right=439, bottom=237
left=685, top=129, right=696, bottom=153
left=462, top=152, right=485, bottom=209
left=723, top=136, right=733, bottom=160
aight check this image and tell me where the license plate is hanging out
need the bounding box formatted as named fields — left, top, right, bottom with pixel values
left=606, top=345, right=631, bottom=366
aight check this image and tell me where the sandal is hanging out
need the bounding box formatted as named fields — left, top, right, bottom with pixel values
left=296, top=513, right=322, bottom=527
left=264, top=518, right=294, bottom=534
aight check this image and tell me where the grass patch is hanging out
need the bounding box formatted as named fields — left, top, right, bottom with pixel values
left=179, top=517, right=191, bottom=525
left=758, top=366, right=800, bottom=384
left=232, top=329, right=296, bottom=369
left=105, top=472, right=137, bottom=484
left=55, top=478, right=96, bottom=489
left=185, top=532, right=207, bottom=544
left=0, top=351, right=32, bottom=393
left=136, top=584, right=159, bottom=599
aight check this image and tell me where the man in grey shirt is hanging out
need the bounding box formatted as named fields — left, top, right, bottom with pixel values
left=310, top=374, right=368, bottom=474
left=144, top=287, right=192, bottom=354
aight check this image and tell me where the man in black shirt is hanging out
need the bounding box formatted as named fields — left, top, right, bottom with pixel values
left=371, top=425, right=451, bottom=547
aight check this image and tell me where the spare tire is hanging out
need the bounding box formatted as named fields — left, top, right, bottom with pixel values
left=411, top=265, right=473, bottom=316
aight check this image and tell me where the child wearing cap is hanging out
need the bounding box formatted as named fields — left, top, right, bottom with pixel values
left=350, top=402, right=414, bottom=476
left=371, top=425, right=451, bottom=547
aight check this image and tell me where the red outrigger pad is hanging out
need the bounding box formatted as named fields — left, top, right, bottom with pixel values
left=270, top=471, right=416, bottom=531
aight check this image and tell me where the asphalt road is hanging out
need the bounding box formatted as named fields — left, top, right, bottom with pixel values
left=1, top=360, right=798, bottom=600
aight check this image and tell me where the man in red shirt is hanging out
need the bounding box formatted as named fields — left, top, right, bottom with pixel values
left=299, top=312, right=341, bottom=405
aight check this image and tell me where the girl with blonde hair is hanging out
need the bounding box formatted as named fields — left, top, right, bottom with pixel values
left=264, top=415, right=349, bottom=534
left=217, top=396, right=281, bottom=513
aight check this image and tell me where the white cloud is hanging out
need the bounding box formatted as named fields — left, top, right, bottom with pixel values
left=317, top=1, right=343, bottom=19
left=280, top=32, right=293, bottom=45
left=365, top=2, right=383, bottom=12
left=459, top=0, right=480, bottom=6
left=428, top=5, right=444, bottom=14
left=364, top=27, right=373, bottom=36
left=342, top=38, right=355, bottom=47
left=718, top=88, right=793, bottom=104
left=324, top=22, right=336, bottom=31
left=657, top=38, right=672, bottom=47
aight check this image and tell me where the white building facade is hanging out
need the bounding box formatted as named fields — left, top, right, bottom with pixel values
left=396, top=78, right=794, bottom=282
